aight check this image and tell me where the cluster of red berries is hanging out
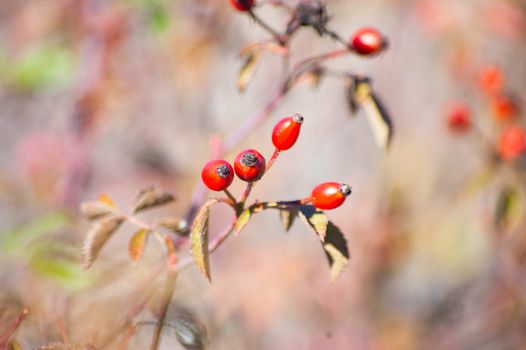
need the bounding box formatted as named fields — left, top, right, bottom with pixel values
left=201, top=114, right=352, bottom=210
left=446, top=65, right=524, bottom=161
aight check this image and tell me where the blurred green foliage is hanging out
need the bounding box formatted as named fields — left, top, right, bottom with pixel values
left=8, top=45, right=75, bottom=91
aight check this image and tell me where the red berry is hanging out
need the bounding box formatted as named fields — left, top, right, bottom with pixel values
left=477, top=65, right=503, bottom=96
left=229, top=0, right=255, bottom=11
left=272, top=113, right=304, bottom=151
left=234, top=149, right=266, bottom=182
left=498, top=126, right=526, bottom=161
left=310, top=182, right=352, bottom=210
left=446, top=102, right=471, bottom=133
left=350, top=27, right=388, bottom=56
left=491, top=95, right=517, bottom=122
left=201, top=160, right=234, bottom=191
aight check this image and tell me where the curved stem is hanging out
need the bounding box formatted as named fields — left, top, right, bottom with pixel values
left=149, top=271, right=177, bottom=350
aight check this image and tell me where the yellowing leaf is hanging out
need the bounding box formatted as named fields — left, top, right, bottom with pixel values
left=132, top=186, right=175, bottom=213
left=234, top=209, right=251, bottom=234
left=323, top=222, right=350, bottom=281
left=82, top=215, right=125, bottom=269
left=237, top=50, right=261, bottom=93
left=7, top=340, right=22, bottom=350
left=190, top=199, right=217, bottom=282
left=98, top=194, right=116, bottom=208
left=129, top=228, right=149, bottom=262
left=298, top=205, right=329, bottom=241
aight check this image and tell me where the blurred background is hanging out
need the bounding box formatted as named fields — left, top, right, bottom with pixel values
left=1, top=0, right=526, bottom=349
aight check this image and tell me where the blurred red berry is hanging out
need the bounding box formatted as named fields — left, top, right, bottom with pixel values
left=491, top=95, right=518, bottom=122
left=229, top=0, right=255, bottom=11
left=272, top=113, right=304, bottom=151
left=234, top=149, right=266, bottom=182
left=349, top=27, right=388, bottom=56
left=498, top=126, right=526, bottom=161
left=310, top=182, right=352, bottom=210
left=446, top=103, right=471, bottom=133
left=201, top=160, right=234, bottom=191
left=477, top=66, right=503, bottom=96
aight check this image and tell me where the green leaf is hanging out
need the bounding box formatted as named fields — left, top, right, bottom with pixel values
left=279, top=208, right=298, bottom=232
left=237, top=49, right=261, bottom=93
left=82, top=215, right=125, bottom=269
left=234, top=209, right=251, bottom=234
left=129, top=228, right=149, bottom=262
left=190, top=199, right=217, bottom=282
left=10, top=45, right=74, bottom=91
left=323, top=222, right=350, bottom=281
left=31, top=256, right=93, bottom=290
left=148, top=2, right=170, bottom=33
left=297, top=205, right=329, bottom=241
left=2, top=212, right=70, bottom=254
left=495, top=186, right=523, bottom=230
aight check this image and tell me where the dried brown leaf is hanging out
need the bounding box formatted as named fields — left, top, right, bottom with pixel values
left=190, top=199, right=217, bottom=282
left=129, top=228, right=149, bottom=261
left=156, top=217, right=189, bottom=236
left=132, top=187, right=175, bottom=213
left=82, top=215, right=125, bottom=269
left=323, top=222, right=350, bottom=281
left=279, top=208, right=298, bottom=232
left=298, top=205, right=329, bottom=241
left=173, top=309, right=207, bottom=350
left=363, top=93, right=393, bottom=150
left=79, top=201, right=115, bottom=220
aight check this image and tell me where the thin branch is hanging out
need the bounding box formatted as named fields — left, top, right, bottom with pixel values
left=249, top=10, right=285, bottom=45
left=149, top=271, right=177, bottom=350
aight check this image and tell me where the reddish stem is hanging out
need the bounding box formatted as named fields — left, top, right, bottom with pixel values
left=0, top=308, right=29, bottom=346
left=266, top=149, right=281, bottom=172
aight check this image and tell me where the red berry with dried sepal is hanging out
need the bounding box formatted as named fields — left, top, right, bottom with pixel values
left=310, top=182, right=352, bottom=210
left=234, top=149, right=266, bottom=182
left=229, top=0, right=255, bottom=11
left=272, top=113, right=304, bottom=151
left=201, top=160, right=234, bottom=191
left=350, top=27, right=388, bottom=56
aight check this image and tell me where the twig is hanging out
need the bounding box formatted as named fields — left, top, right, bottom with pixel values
left=249, top=10, right=285, bottom=45
left=149, top=271, right=177, bottom=350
